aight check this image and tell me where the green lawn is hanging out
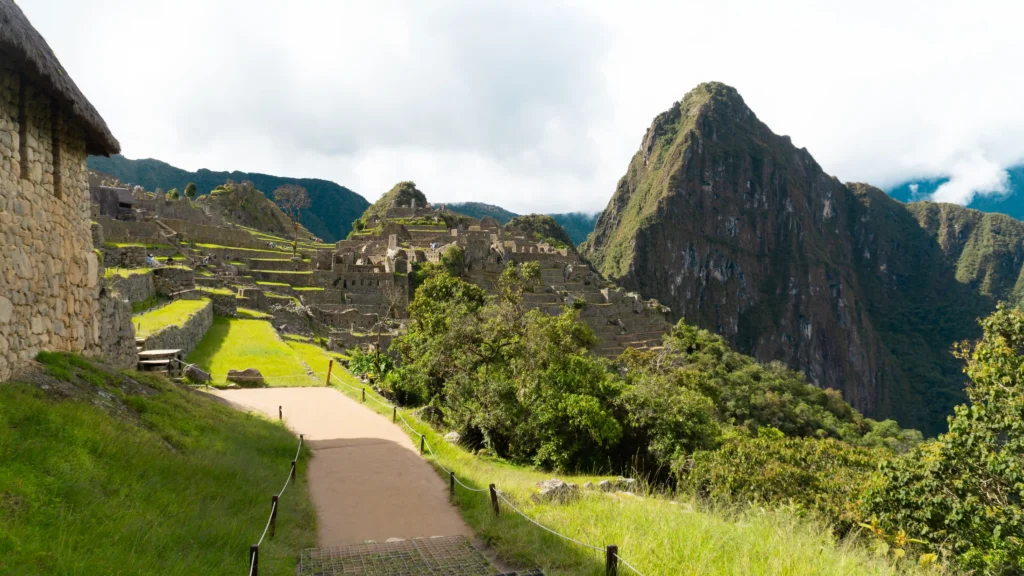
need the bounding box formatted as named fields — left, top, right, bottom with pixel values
left=103, top=267, right=151, bottom=279
left=133, top=298, right=210, bottom=339
left=256, top=281, right=290, bottom=288
left=328, top=375, right=920, bottom=576
left=199, top=286, right=234, bottom=296
left=103, top=241, right=174, bottom=250
left=237, top=308, right=273, bottom=320
left=292, top=287, right=324, bottom=292
left=187, top=318, right=319, bottom=387
left=284, top=339, right=348, bottom=382
left=0, top=352, right=315, bottom=575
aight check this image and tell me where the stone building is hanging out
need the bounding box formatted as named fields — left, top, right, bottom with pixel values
left=0, top=0, right=122, bottom=380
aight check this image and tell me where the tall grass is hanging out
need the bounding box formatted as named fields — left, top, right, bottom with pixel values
left=0, top=353, right=316, bottom=575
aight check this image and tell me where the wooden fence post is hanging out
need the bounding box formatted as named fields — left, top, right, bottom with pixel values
left=326, top=359, right=333, bottom=385
left=606, top=545, right=618, bottom=576
left=449, top=471, right=455, bottom=497
left=489, top=484, right=499, bottom=516
left=291, top=460, right=297, bottom=481
left=278, top=406, right=282, bottom=421
left=249, top=544, right=259, bottom=576
left=392, top=406, right=397, bottom=423
left=362, top=387, right=366, bottom=402
left=420, top=434, right=425, bottom=454
left=269, top=495, right=279, bottom=538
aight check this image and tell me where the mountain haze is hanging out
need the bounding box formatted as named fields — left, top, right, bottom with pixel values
left=87, top=155, right=369, bottom=242
left=582, top=82, right=1024, bottom=435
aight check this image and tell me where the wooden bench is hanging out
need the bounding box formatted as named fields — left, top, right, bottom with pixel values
left=137, top=349, right=183, bottom=377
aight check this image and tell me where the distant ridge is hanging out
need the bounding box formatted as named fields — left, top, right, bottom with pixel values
left=87, top=155, right=369, bottom=242
left=444, top=201, right=599, bottom=245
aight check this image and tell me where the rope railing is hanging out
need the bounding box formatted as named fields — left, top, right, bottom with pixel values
left=328, top=369, right=648, bottom=575
left=247, top=433, right=303, bottom=576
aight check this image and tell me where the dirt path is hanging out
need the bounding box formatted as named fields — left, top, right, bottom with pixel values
left=215, top=387, right=473, bottom=546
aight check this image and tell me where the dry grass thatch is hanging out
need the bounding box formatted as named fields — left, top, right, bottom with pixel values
left=0, top=0, right=119, bottom=155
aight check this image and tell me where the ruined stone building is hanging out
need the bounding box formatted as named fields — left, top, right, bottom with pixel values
left=0, top=0, right=122, bottom=379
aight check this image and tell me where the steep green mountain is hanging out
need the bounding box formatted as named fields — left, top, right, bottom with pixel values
left=445, top=202, right=599, bottom=245
left=582, top=82, right=1024, bottom=435
left=359, top=181, right=428, bottom=222
left=87, top=155, right=369, bottom=242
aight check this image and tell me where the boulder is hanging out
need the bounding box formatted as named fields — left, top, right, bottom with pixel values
left=615, top=477, right=638, bottom=493
left=227, top=368, right=264, bottom=386
left=583, top=481, right=595, bottom=490
left=184, top=364, right=211, bottom=383
left=443, top=431, right=461, bottom=444
left=531, top=479, right=580, bottom=504
left=598, top=479, right=613, bottom=492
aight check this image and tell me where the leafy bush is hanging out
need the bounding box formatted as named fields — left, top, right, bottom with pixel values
left=682, top=430, right=883, bottom=533
left=860, top=303, right=1024, bottom=574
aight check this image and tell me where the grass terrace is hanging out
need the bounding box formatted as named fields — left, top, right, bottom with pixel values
left=265, top=292, right=300, bottom=306
left=195, top=243, right=294, bottom=256
left=103, top=267, right=151, bottom=279
left=292, top=287, right=324, bottom=292
left=0, top=352, right=315, bottom=575
left=133, top=299, right=210, bottom=339
left=198, top=286, right=234, bottom=296
left=187, top=318, right=319, bottom=387
left=236, top=307, right=273, bottom=320
left=102, top=241, right=174, bottom=250
left=256, top=281, right=290, bottom=288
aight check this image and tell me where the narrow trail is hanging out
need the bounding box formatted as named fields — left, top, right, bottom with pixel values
left=215, top=387, right=473, bottom=546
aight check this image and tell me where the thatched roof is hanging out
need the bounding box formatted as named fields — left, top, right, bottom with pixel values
left=0, top=0, right=119, bottom=155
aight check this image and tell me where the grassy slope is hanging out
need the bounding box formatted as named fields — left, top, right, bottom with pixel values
left=0, top=353, right=315, bottom=575
left=284, top=341, right=911, bottom=575
left=133, top=298, right=211, bottom=339
left=187, top=318, right=319, bottom=387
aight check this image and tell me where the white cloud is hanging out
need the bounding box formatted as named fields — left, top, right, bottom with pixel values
left=931, top=151, right=1009, bottom=205
left=17, top=0, right=1024, bottom=213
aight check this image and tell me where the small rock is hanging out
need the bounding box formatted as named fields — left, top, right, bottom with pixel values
left=227, top=368, right=264, bottom=386
left=615, top=477, right=638, bottom=493
left=598, top=479, right=613, bottom=492
left=532, top=479, right=580, bottom=504
left=184, top=364, right=211, bottom=383
left=443, top=431, right=461, bottom=444
left=583, top=481, right=594, bottom=490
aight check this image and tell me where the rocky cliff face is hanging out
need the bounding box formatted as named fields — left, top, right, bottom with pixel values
left=583, top=82, right=1024, bottom=434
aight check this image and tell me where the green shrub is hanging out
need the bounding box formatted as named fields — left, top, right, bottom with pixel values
left=860, top=303, right=1024, bottom=573
left=683, top=430, right=883, bottom=533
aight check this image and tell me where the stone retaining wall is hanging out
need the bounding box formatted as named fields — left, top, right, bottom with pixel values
left=108, top=271, right=154, bottom=304
left=96, top=216, right=164, bottom=243
left=161, top=218, right=265, bottom=250
left=102, top=245, right=148, bottom=268
left=203, top=291, right=237, bottom=317
left=153, top=266, right=195, bottom=296
left=96, top=291, right=137, bottom=369
left=142, top=299, right=213, bottom=358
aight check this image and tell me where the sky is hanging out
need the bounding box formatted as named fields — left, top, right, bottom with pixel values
left=19, top=0, right=1024, bottom=213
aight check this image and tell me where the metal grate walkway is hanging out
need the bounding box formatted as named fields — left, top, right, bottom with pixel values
left=300, top=535, right=543, bottom=576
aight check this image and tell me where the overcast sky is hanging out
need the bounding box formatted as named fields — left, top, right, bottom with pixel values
left=19, top=0, right=1024, bottom=212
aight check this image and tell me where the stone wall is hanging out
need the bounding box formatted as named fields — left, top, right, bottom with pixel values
left=152, top=266, right=195, bottom=296
left=142, top=299, right=213, bottom=358
left=108, top=271, right=155, bottom=304
left=96, top=291, right=137, bottom=369
left=0, top=60, right=101, bottom=380
left=103, top=245, right=148, bottom=269
left=202, top=290, right=237, bottom=317
left=95, top=216, right=164, bottom=243
left=91, top=220, right=104, bottom=247
left=161, top=218, right=265, bottom=249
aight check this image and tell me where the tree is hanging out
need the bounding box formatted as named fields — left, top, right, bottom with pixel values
left=861, top=303, right=1024, bottom=573
left=165, top=188, right=179, bottom=200
left=184, top=182, right=198, bottom=200
left=273, top=184, right=310, bottom=256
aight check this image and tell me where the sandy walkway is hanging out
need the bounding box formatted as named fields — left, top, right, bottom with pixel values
left=215, top=387, right=472, bottom=546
